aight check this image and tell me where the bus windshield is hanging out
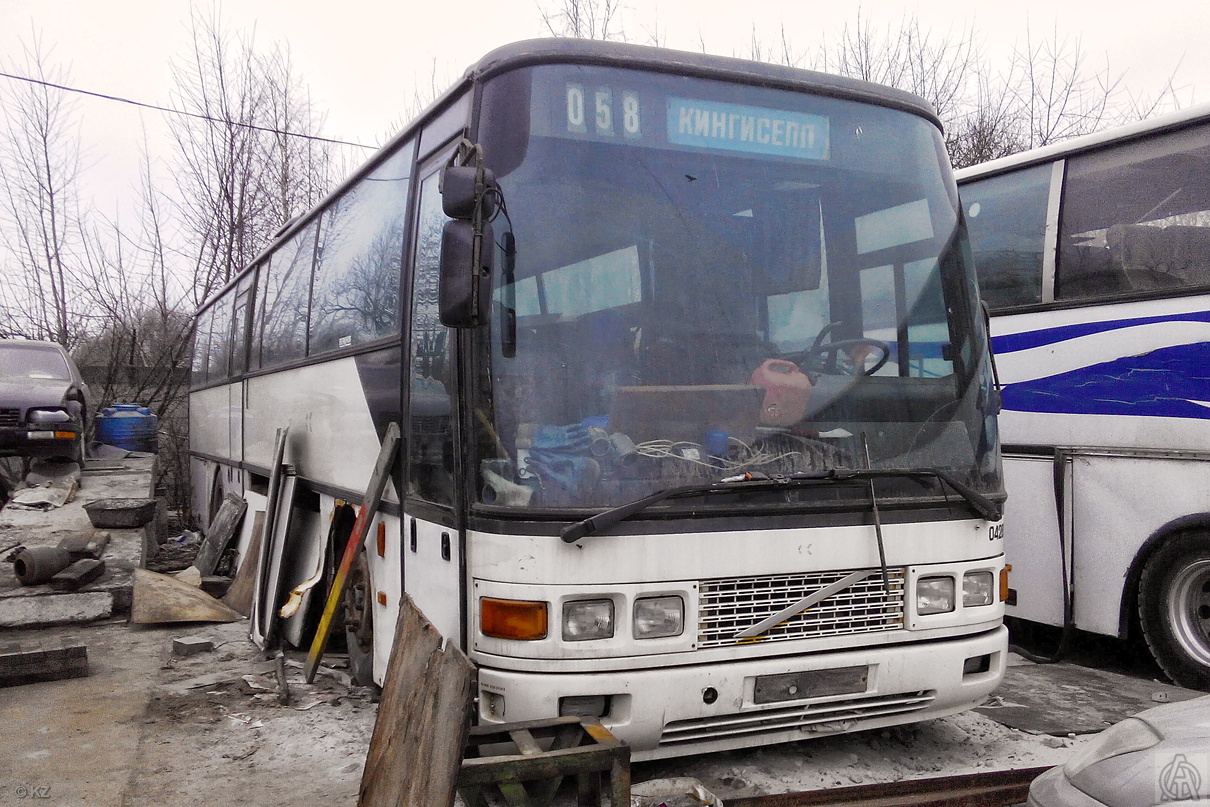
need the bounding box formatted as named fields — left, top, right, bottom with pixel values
left=466, top=64, right=1001, bottom=512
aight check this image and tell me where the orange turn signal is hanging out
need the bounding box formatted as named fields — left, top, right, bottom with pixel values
left=480, top=597, right=548, bottom=641
left=1000, top=565, right=1011, bottom=602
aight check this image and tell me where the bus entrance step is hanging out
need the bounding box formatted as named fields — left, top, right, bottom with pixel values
left=457, top=715, right=631, bottom=807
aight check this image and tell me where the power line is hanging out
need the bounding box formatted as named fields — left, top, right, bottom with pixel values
left=0, top=70, right=377, bottom=150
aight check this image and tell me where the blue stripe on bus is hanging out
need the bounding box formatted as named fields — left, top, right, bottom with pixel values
left=991, top=310, right=1210, bottom=354
left=1001, top=341, right=1210, bottom=419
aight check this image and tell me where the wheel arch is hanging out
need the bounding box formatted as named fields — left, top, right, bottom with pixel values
left=1120, top=512, right=1210, bottom=640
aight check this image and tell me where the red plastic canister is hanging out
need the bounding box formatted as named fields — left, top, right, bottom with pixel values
left=750, top=358, right=812, bottom=426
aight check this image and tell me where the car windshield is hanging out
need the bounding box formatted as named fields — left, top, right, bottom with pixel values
left=460, top=64, right=1001, bottom=512
left=0, top=345, right=71, bottom=380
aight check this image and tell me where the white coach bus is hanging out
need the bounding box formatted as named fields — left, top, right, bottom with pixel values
left=190, top=39, right=1007, bottom=759
left=957, top=104, right=1210, bottom=689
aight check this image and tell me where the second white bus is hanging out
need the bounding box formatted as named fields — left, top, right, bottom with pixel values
left=958, top=103, right=1210, bottom=689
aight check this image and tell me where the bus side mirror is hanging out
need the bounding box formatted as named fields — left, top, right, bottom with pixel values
left=438, top=161, right=497, bottom=328
left=440, top=219, right=494, bottom=328
left=442, top=166, right=497, bottom=220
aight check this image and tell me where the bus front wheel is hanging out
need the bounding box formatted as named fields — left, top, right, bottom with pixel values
left=342, top=548, right=376, bottom=688
left=1139, top=533, right=1210, bottom=690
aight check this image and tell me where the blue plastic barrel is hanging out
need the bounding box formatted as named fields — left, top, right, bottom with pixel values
left=95, top=404, right=159, bottom=453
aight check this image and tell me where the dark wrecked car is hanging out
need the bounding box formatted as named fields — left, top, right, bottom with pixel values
left=0, top=339, right=90, bottom=465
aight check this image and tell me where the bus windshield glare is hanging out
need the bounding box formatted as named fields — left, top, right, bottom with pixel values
left=463, top=64, right=1001, bottom=511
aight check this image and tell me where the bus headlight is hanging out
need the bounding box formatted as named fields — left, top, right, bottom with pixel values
left=634, top=596, right=683, bottom=639
left=916, top=576, right=955, bottom=615
left=963, top=571, right=995, bottom=607
left=563, top=599, right=614, bottom=641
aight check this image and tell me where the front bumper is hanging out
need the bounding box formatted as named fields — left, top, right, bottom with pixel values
left=1027, top=765, right=1105, bottom=806
left=0, top=425, right=82, bottom=460
left=478, top=625, right=1008, bottom=761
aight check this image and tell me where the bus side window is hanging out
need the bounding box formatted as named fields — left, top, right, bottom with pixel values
left=406, top=170, right=456, bottom=506
left=962, top=162, right=1051, bottom=309
left=1057, top=122, right=1210, bottom=301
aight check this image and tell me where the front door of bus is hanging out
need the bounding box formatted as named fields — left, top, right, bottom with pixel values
left=401, top=164, right=464, bottom=645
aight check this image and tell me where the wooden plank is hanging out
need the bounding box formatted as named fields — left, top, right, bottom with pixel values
left=359, top=594, right=474, bottom=807
left=221, top=509, right=264, bottom=616
left=194, top=492, right=247, bottom=575
left=0, top=638, right=89, bottom=687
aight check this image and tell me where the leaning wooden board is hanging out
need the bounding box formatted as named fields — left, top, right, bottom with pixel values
left=304, top=422, right=400, bottom=683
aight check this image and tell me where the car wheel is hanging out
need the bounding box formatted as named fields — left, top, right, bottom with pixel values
left=342, top=547, right=376, bottom=688
left=1139, top=532, right=1210, bottom=690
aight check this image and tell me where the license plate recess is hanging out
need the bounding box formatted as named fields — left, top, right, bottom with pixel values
left=753, top=665, right=868, bottom=704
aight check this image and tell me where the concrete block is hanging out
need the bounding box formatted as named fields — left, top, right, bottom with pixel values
left=50, top=558, right=106, bottom=591
left=0, top=637, right=89, bottom=687
left=0, top=592, right=113, bottom=628
left=172, top=636, right=215, bottom=657
left=57, top=531, right=111, bottom=560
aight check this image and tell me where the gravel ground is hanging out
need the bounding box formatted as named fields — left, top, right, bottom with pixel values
left=3, top=618, right=1095, bottom=806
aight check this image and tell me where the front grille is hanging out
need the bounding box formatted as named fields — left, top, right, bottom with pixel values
left=0, top=408, right=20, bottom=428
left=659, top=690, right=935, bottom=748
left=698, top=568, right=906, bottom=647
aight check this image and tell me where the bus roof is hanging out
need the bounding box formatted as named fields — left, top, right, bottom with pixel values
left=198, top=39, right=943, bottom=314
left=954, top=102, right=1210, bottom=183
left=466, top=39, right=941, bottom=126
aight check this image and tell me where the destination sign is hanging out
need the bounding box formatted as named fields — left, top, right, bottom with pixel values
left=556, top=82, right=830, bottom=162
left=667, top=98, right=829, bottom=160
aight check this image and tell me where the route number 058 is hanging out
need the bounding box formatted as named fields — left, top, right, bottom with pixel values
left=566, top=85, right=642, bottom=138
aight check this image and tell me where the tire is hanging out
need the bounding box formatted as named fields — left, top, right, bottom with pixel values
left=1139, top=533, right=1210, bottom=690
left=342, top=548, right=376, bottom=688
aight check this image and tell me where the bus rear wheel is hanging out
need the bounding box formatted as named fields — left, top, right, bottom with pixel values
left=1139, top=533, right=1210, bottom=690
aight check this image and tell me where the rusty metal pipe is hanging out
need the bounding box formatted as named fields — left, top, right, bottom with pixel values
left=13, top=546, right=73, bottom=585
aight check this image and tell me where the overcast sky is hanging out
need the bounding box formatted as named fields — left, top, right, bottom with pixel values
left=0, top=0, right=1206, bottom=216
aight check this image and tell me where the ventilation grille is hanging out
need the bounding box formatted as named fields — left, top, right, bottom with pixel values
left=0, top=408, right=21, bottom=428
left=659, top=690, right=936, bottom=748
left=698, top=568, right=905, bottom=647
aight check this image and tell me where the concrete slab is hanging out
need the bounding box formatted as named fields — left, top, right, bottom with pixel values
left=0, top=456, right=157, bottom=627
left=0, top=623, right=170, bottom=807
left=977, top=656, right=1203, bottom=735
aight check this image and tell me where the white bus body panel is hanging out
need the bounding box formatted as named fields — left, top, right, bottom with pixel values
left=991, top=293, right=1210, bottom=635
left=402, top=516, right=463, bottom=649
left=479, top=625, right=1007, bottom=761
left=243, top=358, right=393, bottom=502
left=994, top=294, right=1210, bottom=452
left=1000, top=455, right=1066, bottom=626
left=1071, top=454, right=1210, bottom=636
left=465, top=517, right=1005, bottom=758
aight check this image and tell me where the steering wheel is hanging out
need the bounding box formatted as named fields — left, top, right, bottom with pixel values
left=788, top=323, right=892, bottom=379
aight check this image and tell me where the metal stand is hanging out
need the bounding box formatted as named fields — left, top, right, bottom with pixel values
left=458, top=716, right=631, bottom=807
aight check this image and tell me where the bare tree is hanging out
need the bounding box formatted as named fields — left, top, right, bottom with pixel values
left=814, top=12, right=978, bottom=128
left=1012, top=26, right=1118, bottom=148
left=540, top=0, right=627, bottom=41
left=0, top=33, right=86, bottom=347
left=168, top=5, right=336, bottom=309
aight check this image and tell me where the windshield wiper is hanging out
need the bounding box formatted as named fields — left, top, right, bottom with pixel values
left=833, top=467, right=1002, bottom=523
left=560, top=473, right=807, bottom=543
left=559, top=467, right=999, bottom=543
